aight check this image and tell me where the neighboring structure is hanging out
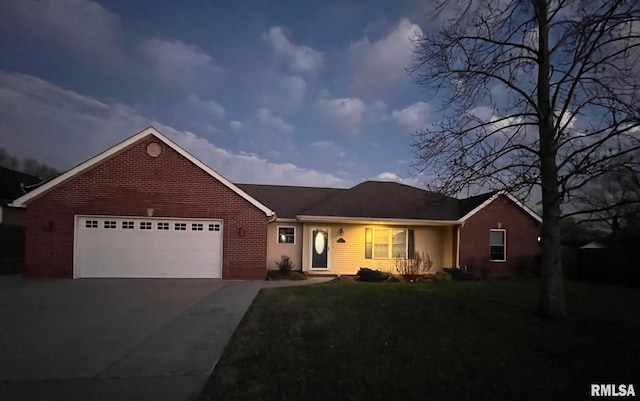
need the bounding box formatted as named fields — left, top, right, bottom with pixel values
left=0, top=166, right=42, bottom=225
left=12, top=127, right=541, bottom=279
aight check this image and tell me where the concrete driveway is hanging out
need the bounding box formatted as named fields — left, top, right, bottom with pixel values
left=0, top=276, right=331, bottom=401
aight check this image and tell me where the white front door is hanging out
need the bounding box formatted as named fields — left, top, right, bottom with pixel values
left=74, top=216, right=223, bottom=278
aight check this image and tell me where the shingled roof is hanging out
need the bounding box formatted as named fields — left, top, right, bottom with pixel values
left=0, top=166, right=42, bottom=204
left=236, top=183, right=343, bottom=219
left=458, top=191, right=498, bottom=217
left=237, top=181, right=500, bottom=221
left=298, top=181, right=460, bottom=220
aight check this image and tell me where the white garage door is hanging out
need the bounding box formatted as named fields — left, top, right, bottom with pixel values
left=74, top=216, right=223, bottom=278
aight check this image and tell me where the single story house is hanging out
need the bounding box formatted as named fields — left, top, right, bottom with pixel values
left=11, top=127, right=541, bottom=279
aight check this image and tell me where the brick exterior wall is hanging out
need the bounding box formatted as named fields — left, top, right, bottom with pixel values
left=24, top=135, right=269, bottom=279
left=459, top=195, right=540, bottom=277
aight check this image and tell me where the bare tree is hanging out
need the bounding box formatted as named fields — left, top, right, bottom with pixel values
left=409, top=0, right=640, bottom=317
left=0, top=147, right=60, bottom=180
left=572, top=165, right=640, bottom=247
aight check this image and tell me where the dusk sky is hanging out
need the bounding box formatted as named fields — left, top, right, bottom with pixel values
left=0, top=0, right=444, bottom=189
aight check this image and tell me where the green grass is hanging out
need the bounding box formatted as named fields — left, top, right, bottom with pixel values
left=199, top=278, right=640, bottom=401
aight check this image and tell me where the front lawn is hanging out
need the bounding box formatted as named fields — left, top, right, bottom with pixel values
left=199, top=278, right=640, bottom=401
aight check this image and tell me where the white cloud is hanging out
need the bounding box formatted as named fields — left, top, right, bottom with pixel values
left=391, top=101, right=430, bottom=132
left=139, top=39, right=220, bottom=88
left=279, top=75, right=306, bottom=106
left=186, top=94, right=226, bottom=119
left=373, top=171, right=425, bottom=188
left=229, top=120, right=243, bottom=131
left=254, top=108, right=294, bottom=135
left=262, top=27, right=323, bottom=73
left=0, top=0, right=122, bottom=64
left=308, top=141, right=347, bottom=161
left=0, top=73, right=146, bottom=168
left=349, top=18, right=422, bottom=95
left=168, top=95, right=226, bottom=134
left=315, top=97, right=365, bottom=136
left=0, top=72, right=348, bottom=188
left=256, top=74, right=308, bottom=112
left=364, top=100, right=389, bottom=124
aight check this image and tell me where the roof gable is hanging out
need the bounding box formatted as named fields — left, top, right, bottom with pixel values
left=10, top=127, right=274, bottom=216
left=459, top=191, right=542, bottom=223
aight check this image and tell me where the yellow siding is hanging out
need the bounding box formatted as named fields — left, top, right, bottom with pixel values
left=266, top=223, right=303, bottom=270
left=301, top=223, right=454, bottom=275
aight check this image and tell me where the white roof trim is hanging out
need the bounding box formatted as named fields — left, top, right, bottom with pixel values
left=296, top=215, right=462, bottom=226
left=273, top=217, right=299, bottom=223
left=10, top=127, right=274, bottom=216
left=460, top=191, right=542, bottom=223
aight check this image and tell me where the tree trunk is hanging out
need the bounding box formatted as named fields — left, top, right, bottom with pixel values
left=538, top=186, right=566, bottom=317
left=535, top=0, right=567, bottom=318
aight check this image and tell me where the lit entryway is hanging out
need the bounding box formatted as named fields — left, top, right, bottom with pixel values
left=74, top=216, right=222, bottom=278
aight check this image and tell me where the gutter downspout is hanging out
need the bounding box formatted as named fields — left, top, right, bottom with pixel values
left=456, top=222, right=464, bottom=268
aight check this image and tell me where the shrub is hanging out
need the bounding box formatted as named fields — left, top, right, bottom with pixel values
left=430, top=271, right=449, bottom=281
left=443, top=267, right=474, bottom=281
left=394, top=251, right=434, bottom=275
left=276, top=255, right=294, bottom=275
left=267, top=270, right=307, bottom=281
left=356, top=267, right=390, bottom=282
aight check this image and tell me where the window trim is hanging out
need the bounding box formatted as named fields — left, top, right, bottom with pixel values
left=365, top=228, right=408, bottom=259
left=277, top=226, right=296, bottom=245
left=489, top=229, right=507, bottom=262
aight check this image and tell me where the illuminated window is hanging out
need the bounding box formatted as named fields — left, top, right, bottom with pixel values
left=365, top=228, right=408, bottom=259
left=278, top=227, right=295, bottom=244
left=490, top=229, right=506, bottom=261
